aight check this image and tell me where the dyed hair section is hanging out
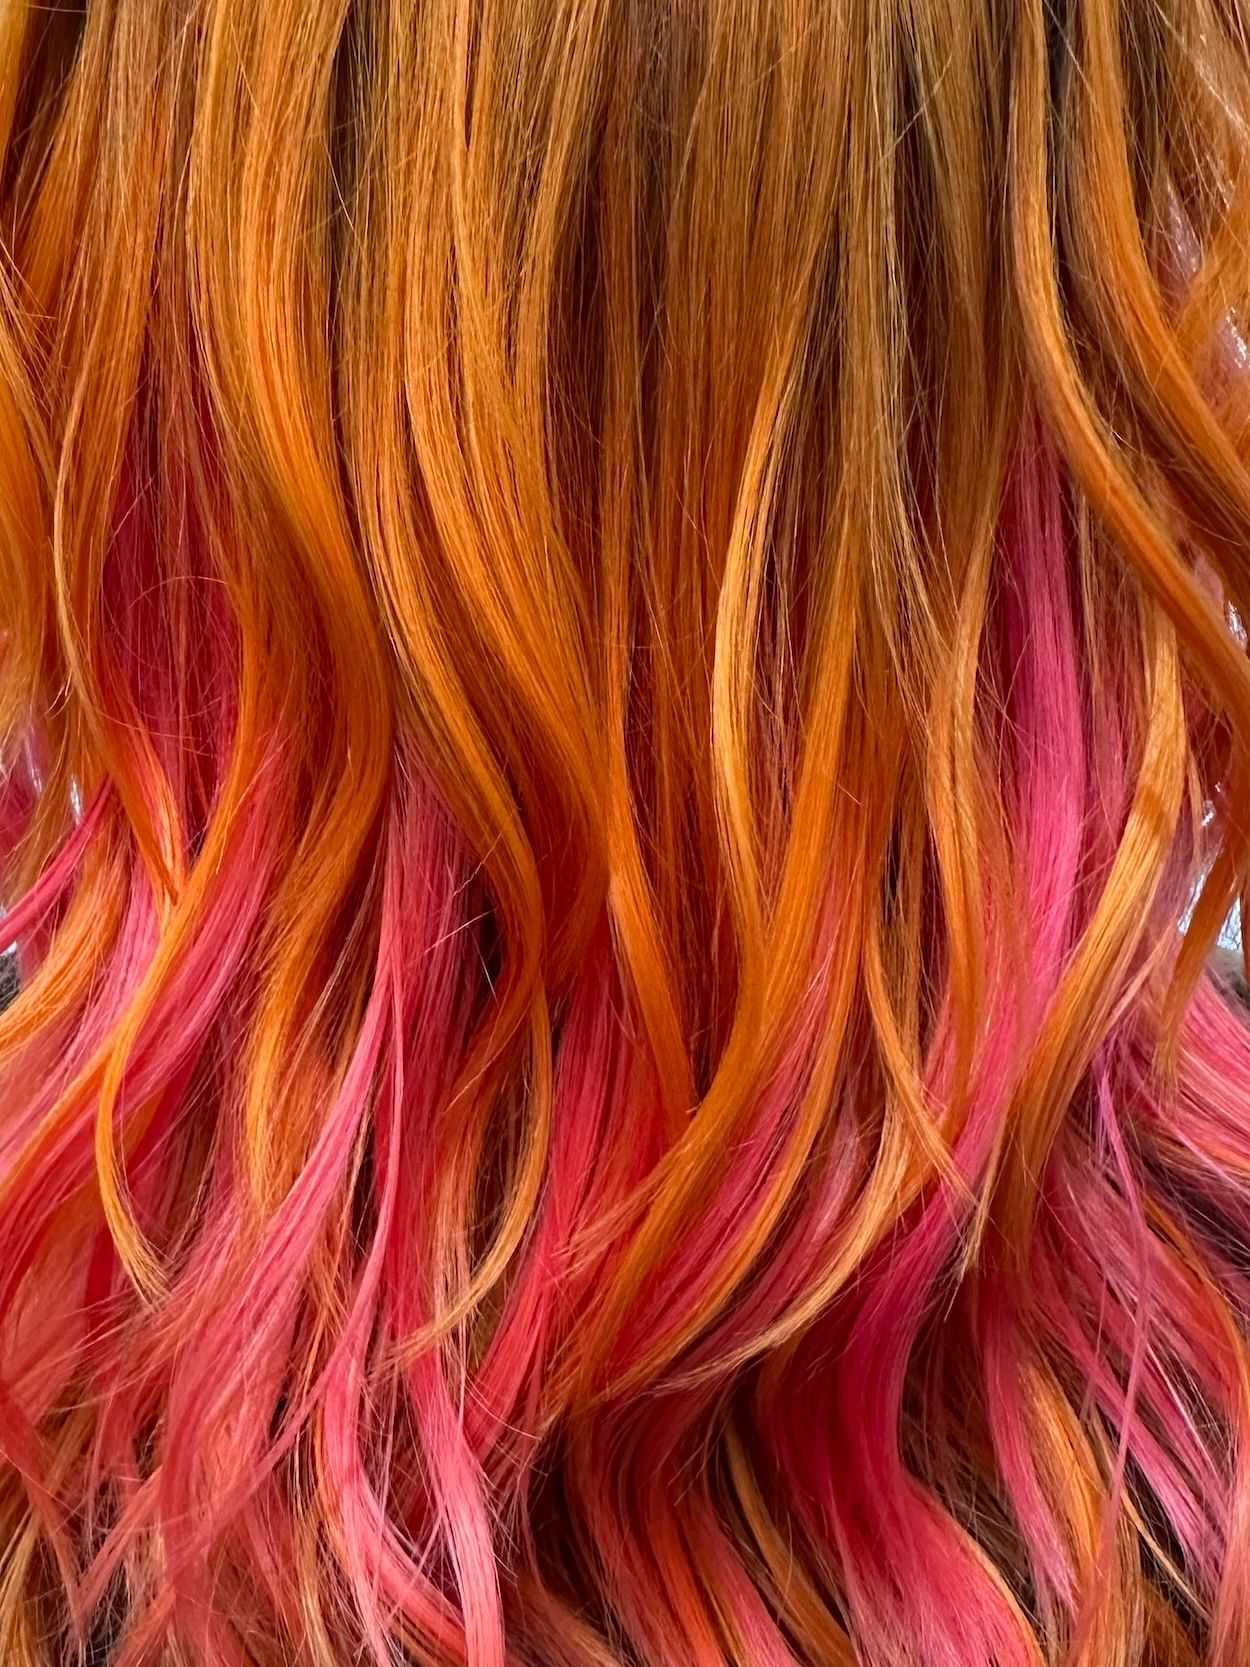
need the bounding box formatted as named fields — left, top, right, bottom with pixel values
left=2, top=1, right=1250, bottom=1663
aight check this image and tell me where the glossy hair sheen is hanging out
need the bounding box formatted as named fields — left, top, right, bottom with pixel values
left=4, top=1, right=1250, bottom=1663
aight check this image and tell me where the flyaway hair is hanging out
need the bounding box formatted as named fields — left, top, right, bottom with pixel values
left=4, top=1, right=1250, bottom=1664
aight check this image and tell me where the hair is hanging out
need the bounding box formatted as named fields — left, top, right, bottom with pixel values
left=5, top=1, right=1250, bottom=1663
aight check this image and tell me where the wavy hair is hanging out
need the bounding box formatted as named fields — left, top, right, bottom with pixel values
left=2, top=1, right=1250, bottom=1663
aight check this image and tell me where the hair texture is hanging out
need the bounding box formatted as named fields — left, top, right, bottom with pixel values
left=7, top=1, right=1250, bottom=1664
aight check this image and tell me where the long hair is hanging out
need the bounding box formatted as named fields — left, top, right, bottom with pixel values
left=2, top=2, right=1250, bottom=1663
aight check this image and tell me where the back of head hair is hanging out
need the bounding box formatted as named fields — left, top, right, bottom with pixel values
left=3, top=2, right=1250, bottom=1663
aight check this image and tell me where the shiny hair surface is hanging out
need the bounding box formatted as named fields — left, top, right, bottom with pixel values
left=3, top=2, right=1250, bottom=1664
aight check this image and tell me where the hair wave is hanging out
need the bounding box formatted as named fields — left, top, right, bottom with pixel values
left=3, top=2, right=1250, bottom=1664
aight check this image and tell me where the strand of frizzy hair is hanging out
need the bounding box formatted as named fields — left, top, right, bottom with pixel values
left=2, top=1, right=1250, bottom=1663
